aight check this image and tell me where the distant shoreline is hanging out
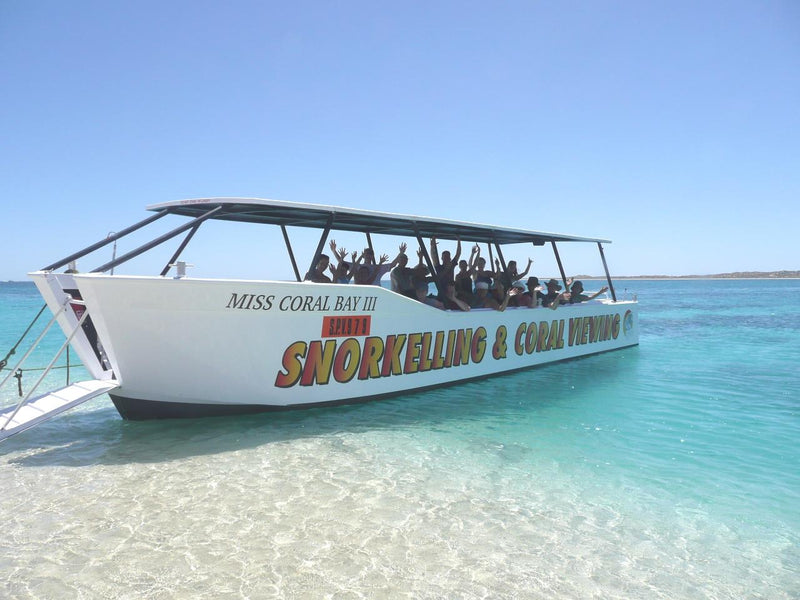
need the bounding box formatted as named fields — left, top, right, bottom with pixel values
left=576, top=271, right=800, bottom=280
left=4, top=270, right=799, bottom=284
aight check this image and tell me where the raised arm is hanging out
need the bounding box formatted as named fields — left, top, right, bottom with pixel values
left=452, top=239, right=462, bottom=263
left=345, top=251, right=359, bottom=278
left=496, top=286, right=520, bottom=312
left=466, top=245, right=479, bottom=275
left=429, top=237, right=441, bottom=270
left=386, top=242, right=408, bottom=270
left=548, top=291, right=570, bottom=310
left=516, top=258, right=533, bottom=280
left=586, top=286, right=609, bottom=301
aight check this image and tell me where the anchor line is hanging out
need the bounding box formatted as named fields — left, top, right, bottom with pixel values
left=0, top=303, right=47, bottom=372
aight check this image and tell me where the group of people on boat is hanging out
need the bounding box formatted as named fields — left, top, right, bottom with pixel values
left=304, top=238, right=608, bottom=311
left=304, top=240, right=408, bottom=286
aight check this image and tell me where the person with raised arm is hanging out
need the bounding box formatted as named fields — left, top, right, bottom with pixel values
left=496, top=257, right=533, bottom=292
left=567, top=280, right=609, bottom=304
left=454, top=244, right=479, bottom=304
left=391, top=245, right=424, bottom=297
left=543, top=278, right=577, bottom=309
left=472, top=247, right=496, bottom=290
left=328, top=240, right=355, bottom=284
left=470, top=280, right=520, bottom=312
left=357, top=242, right=407, bottom=286
left=520, top=276, right=545, bottom=307
left=430, top=236, right=462, bottom=300
left=541, top=278, right=564, bottom=308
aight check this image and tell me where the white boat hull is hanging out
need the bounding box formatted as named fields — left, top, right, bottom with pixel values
left=41, top=274, right=638, bottom=419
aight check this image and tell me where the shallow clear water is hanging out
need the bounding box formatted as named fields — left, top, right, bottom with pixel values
left=1, top=280, right=798, bottom=599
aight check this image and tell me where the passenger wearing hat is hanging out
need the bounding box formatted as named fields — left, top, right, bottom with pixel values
left=507, top=280, right=527, bottom=307
left=470, top=280, right=518, bottom=311
left=520, top=276, right=545, bottom=308
left=541, top=278, right=564, bottom=308
left=568, top=280, right=609, bottom=304
left=469, top=280, right=491, bottom=309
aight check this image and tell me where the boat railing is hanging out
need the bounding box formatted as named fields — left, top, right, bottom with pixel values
left=0, top=296, right=120, bottom=442
left=0, top=297, right=88, bottom=428
left=0, top=297, right=71, bottom=393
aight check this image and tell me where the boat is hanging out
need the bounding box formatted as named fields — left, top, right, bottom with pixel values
left=1, top=197, right=639, bottom=439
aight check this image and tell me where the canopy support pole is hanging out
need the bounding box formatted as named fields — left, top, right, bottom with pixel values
left=551, top=241, right=568, bottom=288
left=597, top=242, right=617, bottom=301
left=160, top=223, right=201, bottom=277
left=43, top=209, right=169, bottom=272
left=91, top=206, right=223, bottom=273
left=494, top=240, right=507, bottom=274
left=281, top=226, right=301, bottom=282
left=413, top=224, right=437, bottom=291
left=307, top=214, right=334, bottom=280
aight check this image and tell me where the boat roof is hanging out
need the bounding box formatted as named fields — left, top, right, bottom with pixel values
left=147, top=197, right=611, bottom=245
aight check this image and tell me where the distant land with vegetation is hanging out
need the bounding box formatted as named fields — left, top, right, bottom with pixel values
left=4, top=270, right=799, bottom=284
left=579, top=270, right=800, bottom=279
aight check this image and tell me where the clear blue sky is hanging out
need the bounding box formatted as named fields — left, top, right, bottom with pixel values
left=1, top=1, right=798, bottom=280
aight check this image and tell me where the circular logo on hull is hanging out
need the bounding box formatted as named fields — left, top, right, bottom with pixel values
left=622, top=310, right=634, bottom=335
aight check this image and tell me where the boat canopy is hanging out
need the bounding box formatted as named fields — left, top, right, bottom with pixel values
left=146, top=198, right=611, bottom=246
left=38, top=195, right=621, bottom=303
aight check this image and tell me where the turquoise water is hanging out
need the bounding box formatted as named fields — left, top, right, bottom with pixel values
left=1, top=280, right=798, bottom=598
